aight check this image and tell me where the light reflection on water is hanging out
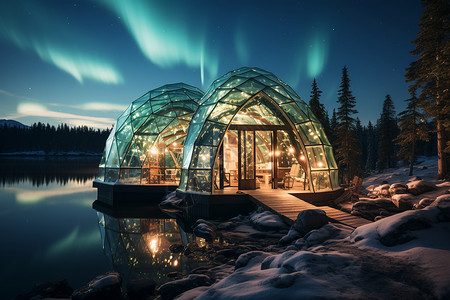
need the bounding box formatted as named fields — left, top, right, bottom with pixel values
left=0, top=157, right=213, bottom=299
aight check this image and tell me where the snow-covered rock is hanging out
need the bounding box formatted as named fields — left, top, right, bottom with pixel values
left=193, top=221, right=216, bottom=242
left=431, top=194, right=450, bottom=220
left=389, top=183, right=408, bottom=195
left=249, top=210, right=287, bottom=231
left=351, top=198, right=402, bottom=220
left=72, top=272, right=122, bottom=300
left=372, top=184, right=391, bottom=197
left=299, top=223, right=354, bottom=249
left=414, top=197, right=435, bottom=209
left=407, top=180, right=438, bottom=195
left=279, top=209, right=328, bottom=245
left=391, top=193, right=416, bottom=210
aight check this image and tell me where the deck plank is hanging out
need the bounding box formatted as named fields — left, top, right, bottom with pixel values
left=245, top=189, right=371, bottom=228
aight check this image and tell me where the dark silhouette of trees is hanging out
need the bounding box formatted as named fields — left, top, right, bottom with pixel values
left=365, top=121, right=378, bottom=171
left=405, top=0, right=450, bottom=179
left=335, top=66, right=361, bottom=184
left=395, top=91, right=429, bottom=175
left=309, top=78, right=331, bottom=138
left=377, top=95, right=398, bottom=170
left=0, top=122, right=111, bottom=154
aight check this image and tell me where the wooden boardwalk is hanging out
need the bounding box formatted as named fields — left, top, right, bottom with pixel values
left=245, top=189, right=372, bottom=228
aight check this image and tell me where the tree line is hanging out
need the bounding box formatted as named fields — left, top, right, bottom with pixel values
left=308, top=0, right=449, bottom=181
left=0, top=122, right=111, bottom=154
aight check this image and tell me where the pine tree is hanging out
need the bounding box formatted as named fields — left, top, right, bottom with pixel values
left=355, top=117, right=366, bottom=171
left=329, top=109, right=337, bottom=146
left=335, top=66, right=361, bottom=184
left=405, top=0, right=450, bottom=179
left=309, top=78, right=331, bottom=138
left=365, top=121, right=377, bottom=171
left=378, top=94, right=398, bottom=170
left=395, top=91, right=428, bottom=175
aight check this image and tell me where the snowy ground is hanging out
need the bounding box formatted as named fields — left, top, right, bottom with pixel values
left=167, top=157, right=450, bottom=300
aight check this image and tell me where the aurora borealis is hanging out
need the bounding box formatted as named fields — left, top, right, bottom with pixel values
left=0, top=0, right=422, bottom=128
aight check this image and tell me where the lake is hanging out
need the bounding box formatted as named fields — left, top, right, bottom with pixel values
left=0, top=157, right=206, bottom=299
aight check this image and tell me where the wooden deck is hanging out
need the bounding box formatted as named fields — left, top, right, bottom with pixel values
left=245, top=189, right=372, bottom=228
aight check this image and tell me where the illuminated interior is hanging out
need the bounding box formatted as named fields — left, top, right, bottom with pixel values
left=97, top=83, right=203, bottom=184
left=180, top=67, right=338, bottom=193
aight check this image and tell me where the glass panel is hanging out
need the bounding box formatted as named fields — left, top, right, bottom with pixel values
left=306, top=145, right=328, bottom=169
left=182, top=143, right=194, bottom=169
left=196, top=121, right=227, bottom=147
left=190, top=104, right=214, bottom=125
left=263, top=88, right=292, bottom=105
left=138, top=116, right=159, bottom=134
left=240, top=131, right=254, bottom=180
left=324, top=146, right=337, bottom=169
left=105, top=168, right=119, bottom=182
left=190, top=145, right=216, bottom=169
left=203, top=88, right=229, bottom=106
left=208, top=102, right=239, bottom=124
left=97, top=167, right=105, bottom=181
left=221, top=77, right=247, bottom=89
left=312, top=122, right=330, bottom=145
left=178, top=169, right=188, bottom=190
left=330, top=169, right=339, bottom=189
left=131, top=93, right=150, bottom=112
left=272, top=85, right=292, bottom=99
left=280, top=103, right=308, bottom=124
left=311, top=171, right=331, bottom=191
left=236, top=79, right=265, bottom=95
left=120, top=168, right=141, bottom=183
left=223, top=130, right=239, bottom=187
left=187, top=170, right=211, bottom=192
left=296, top=122, right=322, bottom=145
left=219, top=89, right=250, bottom=106
left=255, top=75, right=278, bottom=87
left=106, top=139, right=120, bottom=168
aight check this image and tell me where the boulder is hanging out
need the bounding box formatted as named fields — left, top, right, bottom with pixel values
left=380, top=217, right=432, bottom=246
left=292, top=209, right=329, bottom=234
left=408, top=176, right=422, bottom=182
left=406, top=180, right=438, bottom=195
left=391, top=194, right=416, bottom=210
left=193, top=222, right=216, bottom=242
left=235, top=251, right=271, bottom=270
left=389, top=183, right=408, bottom=196
left=158, top=274, right=212, bottom=300
left=373, top=184, right=391, bottom=197
left=431, top=194, right=450, bottom=220
left=72, top=272, right=122, bottom=300
left=351, top=198, right=403, bottom=221
left=414, top=198, right=434, bottom=209
left=126, top=278, right=157, bottom=300
left=302, top=223, right=354, bottom=248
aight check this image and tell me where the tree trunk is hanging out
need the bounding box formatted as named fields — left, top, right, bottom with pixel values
left=437, top=119, right=447, bottom=179
left=409, top=141, right=415, bottom=176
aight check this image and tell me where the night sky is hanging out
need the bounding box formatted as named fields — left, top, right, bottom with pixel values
left=0, top=0, right=423, bottom=129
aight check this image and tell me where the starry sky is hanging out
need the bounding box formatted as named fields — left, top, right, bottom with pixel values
left=0, top=0, right=423, bottom=129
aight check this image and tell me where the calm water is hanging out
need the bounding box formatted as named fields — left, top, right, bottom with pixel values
left=0, top=157, right=209, bottom=300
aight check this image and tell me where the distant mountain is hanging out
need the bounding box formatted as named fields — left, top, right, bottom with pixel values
left=0, top=119, right=30, bottom=129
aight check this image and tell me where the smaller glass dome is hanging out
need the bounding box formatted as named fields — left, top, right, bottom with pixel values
left=97, top=83, right=203, bottom=184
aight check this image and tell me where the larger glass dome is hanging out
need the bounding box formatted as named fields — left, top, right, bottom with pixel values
left=98, top=83, right=203, bottom=184
left=179, top=67, right=338, bottom=193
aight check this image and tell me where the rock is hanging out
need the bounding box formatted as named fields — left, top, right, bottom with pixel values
left=235, top=251, right=271, bottom=270
left=391, top=194, right=416, bottom=210
left=431, top=194, right=450, bottom=220
left=72, top=272, right=122, bottom=300
left=414, top=198, right=434, bottom=209
left=278, top=227, right=302, bottom=245
left=351, top=199, right=403, bottom=221
left=169, top=244, right=184, bottom=253
left=126, top=278, right=157, bottom=300
left=407, top=180, right=438, bottom=195
left=302, top=223, right=354, bottom=247
left=292, top=209, right=329, bottom=234
left=15, top=280, right=73, bottom=300
left=193, top=222, right=216, bottom=242
left=373, top=184, right=391, bottom=197
left=158, top=274, right=212, bottom=300
left=389, top=183, right=408, bottom=196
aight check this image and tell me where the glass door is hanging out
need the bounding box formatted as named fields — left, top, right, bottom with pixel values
left=238, top=130, right=256, bottom=190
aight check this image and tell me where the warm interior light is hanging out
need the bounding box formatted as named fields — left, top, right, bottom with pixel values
left=275, top=151, right=280, bottom=156
left=289, top=147, right=295, bottom=153
left=151, top=148, right=158, bottom=155
left=173, top=259, right=178, bottom=267
left=300, top=155, right=305, bottom=160
left=318, top=162, right=324, bottom=167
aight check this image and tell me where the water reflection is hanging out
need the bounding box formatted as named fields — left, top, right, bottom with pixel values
left=96, top=212, right=210, bottom=285
left=0, top=157, right=100, bottom=186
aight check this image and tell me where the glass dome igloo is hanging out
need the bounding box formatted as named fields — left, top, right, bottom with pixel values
left=98, top=83, right=203, bottom=184
left=179, top=67, right=338, bottom=193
